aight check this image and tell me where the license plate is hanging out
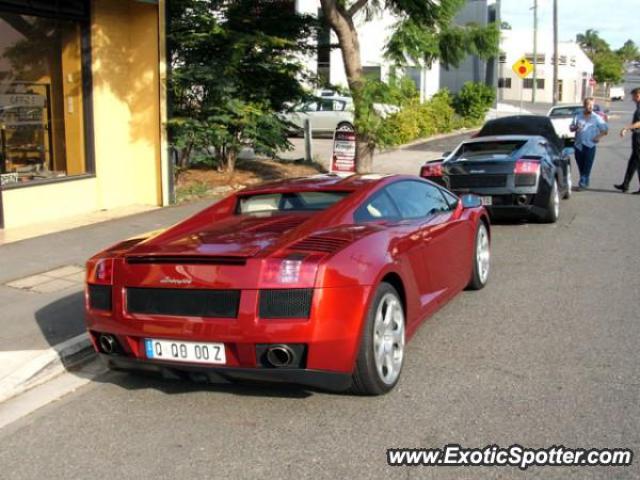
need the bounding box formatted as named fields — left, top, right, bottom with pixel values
left=480, top=196, right=493, bottom=206
left=144, top=339, right=226, bottom=365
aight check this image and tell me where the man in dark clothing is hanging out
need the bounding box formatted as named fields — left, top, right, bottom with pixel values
left=614, top=87, right=640, bottom=193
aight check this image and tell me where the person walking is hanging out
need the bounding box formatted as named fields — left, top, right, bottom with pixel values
left=570, top=97, right=608, bottom=190
left=614, top=87, right=640, bottom=194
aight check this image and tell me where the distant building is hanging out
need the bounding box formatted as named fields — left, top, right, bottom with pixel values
left=440, top=0, right=499, bottom=94
left=295, top=0, right=440, bottom=102
left=498, top=29, right=593, bottom=104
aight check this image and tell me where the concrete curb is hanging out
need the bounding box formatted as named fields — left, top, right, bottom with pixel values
left=0, top=333, right=95, bottom=404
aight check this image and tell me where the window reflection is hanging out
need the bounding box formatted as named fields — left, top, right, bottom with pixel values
left=0, top=13, right=86, bottom=186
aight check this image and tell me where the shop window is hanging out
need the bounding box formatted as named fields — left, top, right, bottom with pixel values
left=363, top=66, right=382, bottom=81
left=551, top=55, right=568, bottom=66
left=523, top=78, right=545, bottom=89
left=498, top=78, right=512, bottom=89
left=0, top=12, right=90, bottom=186
left=404, top=66, right=422, bottom=93
left=525, top=53, right=545, bottom=65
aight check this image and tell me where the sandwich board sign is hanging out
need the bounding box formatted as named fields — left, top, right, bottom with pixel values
left=330, top=128, right=356, bottom=174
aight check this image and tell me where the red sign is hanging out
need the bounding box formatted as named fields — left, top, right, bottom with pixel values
left=330, top=129, right=356, bottom=174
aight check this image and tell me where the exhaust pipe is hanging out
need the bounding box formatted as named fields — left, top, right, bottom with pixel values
left=99, top=334, right=117, bottom=354
left=516, top=195, right=528, bottom=206
left=266, top=345, right=295, bottom=368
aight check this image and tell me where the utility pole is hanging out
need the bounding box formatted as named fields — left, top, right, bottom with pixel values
left=532, top=0, right=537, bottom=103
left=552, top=0, right=559, bottom=105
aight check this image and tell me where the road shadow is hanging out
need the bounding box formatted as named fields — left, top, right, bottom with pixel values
left=34, top=290, right=86, bottom=360
left=574, top=187, right=632, bottom=195
left=90, top=365, right=322, bottom=399
left=488, top=217, right=532, bottom=226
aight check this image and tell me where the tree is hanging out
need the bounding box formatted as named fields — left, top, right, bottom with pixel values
left=593, top=51, right=625, bottom=84
left=168, top=0, right=316, bottom=172
left=576, top=29, right=609, bottom=59
left=617, top=39, right=640, bottom=63
left=576, top=29, right=624, bottom=85
left=318, top=0, right=499, bottom=173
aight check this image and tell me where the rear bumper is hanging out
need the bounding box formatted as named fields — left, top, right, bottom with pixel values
left=100, top=354, right=353, bottom=392
left=450, top=192, right=548, bottom=219
left=85, top=285, right=372, bottom=375
left=485, top=204, right=546, bottom=219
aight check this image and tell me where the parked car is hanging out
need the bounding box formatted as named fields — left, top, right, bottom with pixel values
left=284, top=95, right=354, bottom=135
left=85, top=174, right=490, bottom=395
left=547, top=104, right=609, bottom=142
left=609, top=86, right=625, bottom=101
left=420, top=115, right=573, bottom=223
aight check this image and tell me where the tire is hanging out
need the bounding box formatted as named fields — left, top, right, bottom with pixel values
left=351, top=283, right=405, bottom=395
left=563, top=164, right=572, bottom=199
left=466, top=221, right=490, bottom=290
left=541, top=179, right=560, bottom=223
left=336, top=122, right=354, bottom=132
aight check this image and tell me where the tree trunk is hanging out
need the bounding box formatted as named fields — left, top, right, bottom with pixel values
left=225, top=147, right=237, bottom=173
left=320, top=0, right=374, bottom=173
left=355, top=134, right=373, bottom=173
left=179, top=141, right=193, bottom=169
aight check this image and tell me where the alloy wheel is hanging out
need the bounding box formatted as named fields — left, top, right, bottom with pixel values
left=373, top=293, right=405, bottom=385
left=476, top=223, right=490, bottom=285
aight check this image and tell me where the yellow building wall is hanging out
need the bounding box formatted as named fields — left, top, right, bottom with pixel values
left=2, top=0, right=163, bottom=230
left=3, top=178, right=98, bottom=228
left=62, top=24, right=86, bottom=176
left=91, top=0, right=162, bottom=208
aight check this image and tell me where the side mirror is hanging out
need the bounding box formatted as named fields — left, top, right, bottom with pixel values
left=460, top=194, right=482, bottom=209
left=562, top=147, right=574, bottom=157
left=442, top=151, right=452, bottom=158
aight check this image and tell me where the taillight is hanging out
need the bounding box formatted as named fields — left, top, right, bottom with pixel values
left=261, top=254, right=323, bottom=288
left=420, top=163, right=443, bottom=177
left=514, top=160, right=540, bottom=175
left=88, top=258, right=114, bottom=285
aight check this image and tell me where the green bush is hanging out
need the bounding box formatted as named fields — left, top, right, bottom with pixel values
left=376, top=88, right=458, bottom=148
left=452, top=82, right=495, bottom=123
left=360, top=79, right=494, bottom=149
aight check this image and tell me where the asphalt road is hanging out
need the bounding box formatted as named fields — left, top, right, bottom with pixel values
left=2, top=88, right=640, bottom=480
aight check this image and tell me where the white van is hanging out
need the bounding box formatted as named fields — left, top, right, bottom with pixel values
left=610, top=86, right=625, bottom=101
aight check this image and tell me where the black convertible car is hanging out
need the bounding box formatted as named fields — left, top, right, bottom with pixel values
left=420, top=115, right=573, bottom=223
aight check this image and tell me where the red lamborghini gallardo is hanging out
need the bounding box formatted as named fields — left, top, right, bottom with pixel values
left=85, top=174, right=490, bottom=395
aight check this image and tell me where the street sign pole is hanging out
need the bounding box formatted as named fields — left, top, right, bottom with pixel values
left=520, top=79, right=524, bottom=114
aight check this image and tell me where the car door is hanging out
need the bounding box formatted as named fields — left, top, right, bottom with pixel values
left=354, top=187, right=432, bottom=318
left=313, top=99, right=338, bottom=132
left=385, top=180, right=466, bottom=309
left=289, top=101, right=317, bottom=130
left=544, top=142, right=568, bottom=191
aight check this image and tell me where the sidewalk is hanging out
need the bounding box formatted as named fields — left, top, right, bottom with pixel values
left=0, top=130, right=475, bottom=404
left=0, top=199, right=212, bottom=402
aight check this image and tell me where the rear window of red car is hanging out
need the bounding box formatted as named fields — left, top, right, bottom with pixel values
left=237, top=191, right=350, bottom=214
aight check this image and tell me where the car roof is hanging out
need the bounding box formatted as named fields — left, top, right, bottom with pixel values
left=237, top=173, right=395, bottom=195
left=460, top=134, right=542, bottom=144
left=314, top=95, right=352, bottom=102
left=478, top=115, right=563, bottom=150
